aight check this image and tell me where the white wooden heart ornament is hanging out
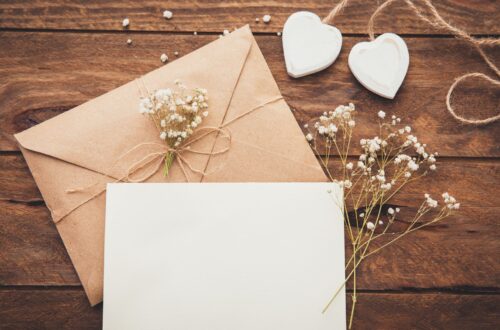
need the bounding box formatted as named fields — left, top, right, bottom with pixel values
left=282, top=11, right=342, bottom=78
left=348, top=33, right=409, bottom=99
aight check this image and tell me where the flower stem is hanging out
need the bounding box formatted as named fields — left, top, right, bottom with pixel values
left=163, top=152, right=175, bottom=177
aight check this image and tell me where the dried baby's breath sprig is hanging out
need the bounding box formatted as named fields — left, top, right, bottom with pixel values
left=163, top=10, right=173, bottom=19
left=139, top=80, right=209, bottom=176
left=305, top=104, right=460, bottom=329
left=262, top=14, right=272, bottom=23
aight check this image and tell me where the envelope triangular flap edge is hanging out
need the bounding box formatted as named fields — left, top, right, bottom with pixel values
left=14, top=26, right=254, bottom=182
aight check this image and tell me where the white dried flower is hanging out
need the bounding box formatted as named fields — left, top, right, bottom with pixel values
left=262, top=14, right=271, bottom=23
left=429, top=164, right=437, bottom=171
left=388, top=207, right=395, bottom=215
left=139, top=97, right=153, bottom=113
left=367, top=222, right=375, bottom=231
left=381, top=183, right=392, bottom=191
left=377, top=110, right=386, bottom=119
left=122, top=18, right=130, bottom=27
left=425, top=194, right=438, bottom=208
left=223, top=29, right=230, bottom=36
left=407, top=160, right=419, bottom=171
left=348, top=120, right=356, bottom=127
left=442, top=193, right=459, bottom=209
left=160, top=53, right=169, bottom=63
left=127, top=38, right=132, bottom=45
left=163, top=10, right=173, bottom=19
left=305, top=133, right=313, bottom=142
left=346, top=162, right=353, bottom=170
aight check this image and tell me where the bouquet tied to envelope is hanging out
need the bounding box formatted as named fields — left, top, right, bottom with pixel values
left=15, top=25, right=327, bottom=305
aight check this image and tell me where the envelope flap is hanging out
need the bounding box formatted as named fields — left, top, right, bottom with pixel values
left=15, top=26, right=254, bottom=180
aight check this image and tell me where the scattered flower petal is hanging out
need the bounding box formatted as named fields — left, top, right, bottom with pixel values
left=163, top=10, right=173, bottom=19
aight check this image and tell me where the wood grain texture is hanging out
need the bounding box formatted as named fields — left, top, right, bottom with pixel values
left=0, top=1, right=499, bottom=327
left=2, top=155, right=499, bottom=290
left=0, top=0, right=499, bottom=34
left=0, top=289, right=498, bottom=329
left=1, top=32, right=499, bottom=155
left=2, top=155, right=499, bottom=207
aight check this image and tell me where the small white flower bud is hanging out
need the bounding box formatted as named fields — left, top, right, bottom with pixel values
left=163, top=10, right=173, bottom=19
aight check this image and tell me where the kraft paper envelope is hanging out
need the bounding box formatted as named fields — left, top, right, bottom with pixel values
left=103, top=183, right=346, bottom=330
left=14, top=25, right=327, bottom=305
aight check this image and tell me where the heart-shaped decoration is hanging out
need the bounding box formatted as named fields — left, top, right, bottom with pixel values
left=282, top=11, right=342, bottom=78
left=348, top=33, right=409, bottom=99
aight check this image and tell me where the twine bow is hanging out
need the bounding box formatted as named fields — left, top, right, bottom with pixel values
left=116, top=126, right=232, bottom=184
left=64, top=81, right=284, bottom=218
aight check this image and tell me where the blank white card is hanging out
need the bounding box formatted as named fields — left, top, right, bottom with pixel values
left=103, top=183, right=346, bottom=330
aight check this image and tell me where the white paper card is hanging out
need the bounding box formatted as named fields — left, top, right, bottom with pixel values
left=103, top=183, right=346, bottom=330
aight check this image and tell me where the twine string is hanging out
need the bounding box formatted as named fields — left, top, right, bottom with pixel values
left=64, top=78, right=284, bottom=218
left=322, top=0, right=350, bottom=25
left=323, top=0, right=500, bottom=125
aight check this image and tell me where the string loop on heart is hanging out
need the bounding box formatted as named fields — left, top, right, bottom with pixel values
left=322, top=0, right=499, bottom=125
left=322, top=0, right=350, bottom=25
left=366, top=0, right=500, bottom=125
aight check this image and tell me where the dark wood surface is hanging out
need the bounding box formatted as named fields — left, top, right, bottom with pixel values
left=0, top=1, right=499, bottom=329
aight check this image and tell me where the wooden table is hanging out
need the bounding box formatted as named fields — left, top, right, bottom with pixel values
left=0, top=1, right=499, bottom=328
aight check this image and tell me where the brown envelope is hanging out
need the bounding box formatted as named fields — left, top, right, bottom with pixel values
left=14, top=25, right=327, bottom=305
